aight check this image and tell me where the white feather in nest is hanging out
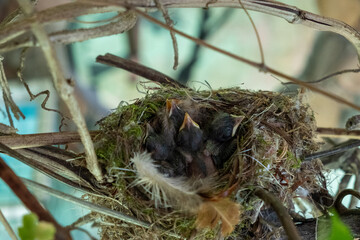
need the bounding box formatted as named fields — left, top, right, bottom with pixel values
left=131, top=151, right=211, bottom=211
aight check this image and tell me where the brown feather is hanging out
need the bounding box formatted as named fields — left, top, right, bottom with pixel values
left=195, top=198, right=241, bottom=236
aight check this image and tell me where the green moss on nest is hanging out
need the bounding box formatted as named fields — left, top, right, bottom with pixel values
left=91, top=86, right=323, bottom=239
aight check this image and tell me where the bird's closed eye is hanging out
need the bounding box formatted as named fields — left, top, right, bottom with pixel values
left=223, top=126, right=233, bottom=140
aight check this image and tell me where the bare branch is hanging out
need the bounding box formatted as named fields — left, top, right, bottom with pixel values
left=101, top=0, right=360, bottom=61
left=317, top=127, right=360, bottom=139
left=96, top=53, right=186, bottom=88
left=304, top=140, right=360, bottom=161
left=48, top=10, right=137, bottom=44
left=0, top=11, right=137, bottom=53
left=16, top=0, right=103, bottom=182
left=0, top=131, right=100, bottom=149
left=0, top=141, right=97, bottom=193
left=0, top=2, right=119, bottom=45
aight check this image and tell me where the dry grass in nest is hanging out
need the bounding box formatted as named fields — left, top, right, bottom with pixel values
left=91, top=86, right=324, bottom=239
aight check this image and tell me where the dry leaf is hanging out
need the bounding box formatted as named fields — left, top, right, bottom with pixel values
left=195, top=198, right=241, bottom=236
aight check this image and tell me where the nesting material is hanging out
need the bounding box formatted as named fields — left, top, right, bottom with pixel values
left=93, top=86, right=323, bottom=239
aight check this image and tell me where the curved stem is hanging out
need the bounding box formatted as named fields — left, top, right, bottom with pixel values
left=334, top=189, right=360, bottom=214
left=254, top=188, right=301, bottom=240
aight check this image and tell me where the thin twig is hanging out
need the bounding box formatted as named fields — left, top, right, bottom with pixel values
left=22, top=178, right=182, bottom=239
left=0, top=156, right=71, bottom=239
left=317, top=127, right=360, bottom=139
left=0, top=209, right=18, bottom=240
left=94, top=0, right=360, bottom=61
left=254, top=188, right=301, bottom=240
left=154, top=0, right=179, bottom=70
left=238, top=0, right=264, bottom=64
left=67, top=213, right=95, bottom=228
left=2, top=1, right=360, bottom=110
left=67, top=227, right=97, bottom=240
left=4, top=101, right=14, bottom=128
left=3, top=0, right=360, bottom=60
left=0, top=8, right=22, bottom=28
left=17, top=48, right=67, bottom=128
left=0, top=55, right=25, bottom=124
left=0, top=142, right=96, bottom=193
left=284, top=68, right=360, bottom=85
left=304, top=140, right=360, bottom=161
left=0, top=131, right=100, bottom=149
left=132, top=9, right=360, bottom=111
left=96, top=53, right=186, bottom=88
left=16, top=0, right=103, bottom=182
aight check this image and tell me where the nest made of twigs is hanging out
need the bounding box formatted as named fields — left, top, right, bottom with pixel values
left=91, top=86, right=323, bottom=239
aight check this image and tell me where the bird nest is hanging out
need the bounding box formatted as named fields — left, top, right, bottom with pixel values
left=91, top=86, right=323, bottom=239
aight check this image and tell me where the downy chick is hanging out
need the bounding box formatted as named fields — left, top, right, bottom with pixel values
left=145, top=99, right=184, bottom=160
left=177, top=113, right=215, bottom=177
left=206, top=112, right=244, bottom=168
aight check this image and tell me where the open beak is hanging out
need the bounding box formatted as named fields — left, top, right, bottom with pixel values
left=166, top=99, right=180, bottom=117
left=179, top=113, right=199, bottom=131
left=231, top=115, right=245, bottom=137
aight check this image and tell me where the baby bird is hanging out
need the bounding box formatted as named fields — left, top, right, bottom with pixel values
left=206, top=112, right=244, bottom=168
left=176, top=98, right=208, bottom=126
left=145, top=123, right=171, bottom=160
left=208, top=112, right=244, bottom=142
left=166, top=99, right=185, bottom=132
left=177, top=113, right=203, bottom=152
left=177, top=113, right=215, bottom=178
left=145, top=99, right=184, bottom=160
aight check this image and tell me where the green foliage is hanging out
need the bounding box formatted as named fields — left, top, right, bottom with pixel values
left=328, top=209, right=352, bottom=240
left=318, top=209, right=352, bottom=240
left=18, top=213, right=56, bottom=240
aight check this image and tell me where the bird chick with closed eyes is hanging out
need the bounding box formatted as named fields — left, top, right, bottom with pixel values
left=144, top=99, right=188, bottom=177
left=205, top=112, right=244, bottom=168
left=145, top=99, right=184, bottom=160
left=165, top=99, right=185, bottom=132
left=177, top=113, right=216, bottom=178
